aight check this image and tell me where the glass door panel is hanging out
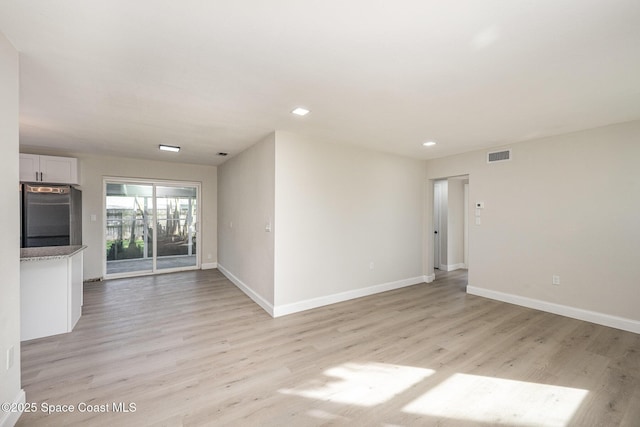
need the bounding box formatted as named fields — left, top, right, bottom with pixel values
left=155, top=185, right=198, bottom=271
left=105, top=183, right=154, bottom=275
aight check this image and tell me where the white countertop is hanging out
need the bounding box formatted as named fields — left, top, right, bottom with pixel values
left=20, top=245, right=87, bottom=262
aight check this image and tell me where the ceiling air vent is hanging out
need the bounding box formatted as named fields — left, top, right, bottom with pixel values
left=487, top=149, right=511, bottom=163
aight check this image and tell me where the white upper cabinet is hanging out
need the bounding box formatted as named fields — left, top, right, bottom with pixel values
left=20, top=154, right=79, bottom=184
left=19, top=154, right=40, bottom=182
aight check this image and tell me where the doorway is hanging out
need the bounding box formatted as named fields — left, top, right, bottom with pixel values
left=104, top=178, right=200, bottom=278
left=432, top=175, right=469, bottom=273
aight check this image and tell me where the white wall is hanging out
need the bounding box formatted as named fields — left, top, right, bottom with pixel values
left=0, top=31, right=24, bottom=426
left=218, top=133, right=275, bottom=309
left=426, top=120, right=640, bottom=330
left=78, top=155, right=217, bottom=280
left=274, top=132, right=426, bottom=310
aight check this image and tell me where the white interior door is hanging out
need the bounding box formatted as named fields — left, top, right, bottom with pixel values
left=464, top=183, right=469, bottom=268
left=433, top=180, right=449, bottom=270
left=434, top=181, right=442, bottom=270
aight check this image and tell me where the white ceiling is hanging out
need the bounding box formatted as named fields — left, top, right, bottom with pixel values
left=1, top=1, right=639, bottom=166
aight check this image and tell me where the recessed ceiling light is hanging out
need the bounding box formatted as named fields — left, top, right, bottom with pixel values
left=159, top=144, right=180, bottom=153
left=291, top=107, right=310, bottom=116
left=422, top=141, right=437, bottom=147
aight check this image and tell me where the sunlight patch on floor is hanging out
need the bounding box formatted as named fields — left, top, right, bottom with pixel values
left=280, top=362, right=435, bottom=407
left=306, top=409, right=345, bottom=421
left=402, top=373, right=588, bottom=427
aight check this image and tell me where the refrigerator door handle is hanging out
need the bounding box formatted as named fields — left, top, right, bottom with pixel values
left=35, top=172, right=39, bottom=181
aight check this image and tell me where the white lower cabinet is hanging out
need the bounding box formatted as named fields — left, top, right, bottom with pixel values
left=20, top=250, right=84, bottom=341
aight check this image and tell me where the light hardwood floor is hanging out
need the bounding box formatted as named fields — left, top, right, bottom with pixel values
left=17, top=269, right=640, bottom=426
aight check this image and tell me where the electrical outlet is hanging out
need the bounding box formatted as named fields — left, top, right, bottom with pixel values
left=552, top=275, right=560, bottom=286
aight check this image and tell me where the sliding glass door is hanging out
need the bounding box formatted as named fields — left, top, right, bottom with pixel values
left=155, top=185, right=198, bottom=271
left=105, top=183, right=153, bottom=275
left=105, top=179, right=199, bottom=278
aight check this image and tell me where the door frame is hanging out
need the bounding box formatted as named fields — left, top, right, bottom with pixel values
left=102, top=176, right=202, bottom=279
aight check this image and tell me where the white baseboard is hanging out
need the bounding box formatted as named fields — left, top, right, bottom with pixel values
left=440, top=263, right=466, bottom=272
left=0, top=389, right=25, bottom=427
left=201, top=262, right=218, bottom=270
left=467, top=286, right=640, bottom=335
left=217, top=264, right=274, bottom=316
left=217, top=268, right=433, bottom=318
left=273, top=276, right=426, bottom=317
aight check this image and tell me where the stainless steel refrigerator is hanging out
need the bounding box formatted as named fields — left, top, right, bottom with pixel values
left=21, top=184, right=82, bottom=247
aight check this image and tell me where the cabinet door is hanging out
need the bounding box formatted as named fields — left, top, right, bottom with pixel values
left=39, top=155, right=78, bottom=184
left=19, top=154, right=40, bottom=182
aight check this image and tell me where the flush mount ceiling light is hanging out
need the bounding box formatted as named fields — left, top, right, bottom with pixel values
left=422, top=141, right=437, bottom=147
left=291, top=107, right=310, bottom=116
left=159, top=144, right=180, bottom=153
